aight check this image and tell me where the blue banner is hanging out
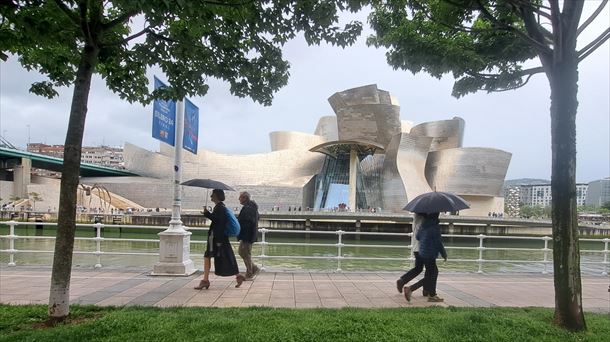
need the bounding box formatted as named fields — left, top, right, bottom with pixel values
left=152, top=77, right=176, bottom=146
left=183, top=98, right=199, bottom=154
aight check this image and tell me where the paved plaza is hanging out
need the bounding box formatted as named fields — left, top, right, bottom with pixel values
left=0, top=266, right=608, bottom=313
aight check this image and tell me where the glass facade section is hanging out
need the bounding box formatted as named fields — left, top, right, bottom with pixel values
left=313, top=151, right=384, bottom=211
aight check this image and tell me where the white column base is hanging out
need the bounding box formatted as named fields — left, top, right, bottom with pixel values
left=151, top=229, right=196, bottom=276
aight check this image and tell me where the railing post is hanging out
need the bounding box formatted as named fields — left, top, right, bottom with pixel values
left=8, top=220, right=16, bottom=266
left=477, top=234, right=486, bottom=273
left=408, top=231, right=415, bottom=267
left=336, top=230, right=344, bottom=272
left=602, top=238, right=609, bottom=276
left=542, top=236, right=551, bottom=274
left=260, top=228, right=267, bottom=271
left=94, top=223, right=103, bottom=268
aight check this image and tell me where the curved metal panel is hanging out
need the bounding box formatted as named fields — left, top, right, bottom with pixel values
left=382, top=133, right=433, bottom=212
left=269, top=131, right=326, bottom=151
left=410, top=117, right=465, bottom=151
left=328, top=85, right=401, bottom=148
left=314, top=116, right=338, bottom=141
left=425, top=147, right=512, bottom=197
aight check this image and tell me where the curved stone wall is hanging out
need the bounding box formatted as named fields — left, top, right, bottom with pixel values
left=269, top=131, right=327, bottom=151
left=425, top=147, right=512, bottom=197
left=410, top=117, right=465, bottom=151
left=382, top=133, right=433, bottom=212
left=124, top=142, right=325, bottom=188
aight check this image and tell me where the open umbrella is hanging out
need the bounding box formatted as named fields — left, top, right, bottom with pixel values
left=180, top=178, right=236, bottom=208
left=403, top=191, right=470, bottom=214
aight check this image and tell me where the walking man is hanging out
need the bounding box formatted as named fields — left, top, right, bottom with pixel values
left=237, top=191, right=260, bottom=279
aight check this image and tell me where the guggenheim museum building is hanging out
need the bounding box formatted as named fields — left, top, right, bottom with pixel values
left=84, top=84, right=511, bottom=216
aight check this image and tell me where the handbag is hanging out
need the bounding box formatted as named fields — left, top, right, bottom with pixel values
left=213, top=241, right=239, bottom=276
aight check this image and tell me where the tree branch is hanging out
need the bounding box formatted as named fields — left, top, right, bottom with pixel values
left=201, top=0, right=254, bottom=6
left=577, top=0, right=608, bottom=36
left=475, top=0, right=551, bottom=53
left=53, top=0, right=80, bottom=25
left=467, top=66, right=545, bottom=79
left=102, top=9, right=138, bottom=30
left=578, top=27, right=610, bottom=62
left=147, top=29, right=178, bottom=43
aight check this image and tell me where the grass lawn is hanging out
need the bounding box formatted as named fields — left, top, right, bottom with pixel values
left=1, top=305, right=608, bottom=341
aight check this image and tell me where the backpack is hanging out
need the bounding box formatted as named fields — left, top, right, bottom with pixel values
left=224, top=206, right=241, bottom=237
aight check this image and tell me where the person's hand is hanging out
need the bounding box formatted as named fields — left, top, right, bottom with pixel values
left=203, top=206, right=210, bottom=215
left=443, top=256, right=447, bottom=262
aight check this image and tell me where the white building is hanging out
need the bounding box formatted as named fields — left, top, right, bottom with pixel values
left=519, top=183, right=588, bottom=207
left=585, top=178, right=610, bottom=207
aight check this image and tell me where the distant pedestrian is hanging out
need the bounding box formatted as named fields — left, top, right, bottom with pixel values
left=237, top=191, right=260, bottom=279
left=396, top=213, right=428, bottom=295
left=195, top=189, right=245, bottom=290
left=403, top=212, right=447, bottom=303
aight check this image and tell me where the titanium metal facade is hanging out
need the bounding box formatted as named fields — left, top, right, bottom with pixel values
left=100, top=84, right=511, bottom=216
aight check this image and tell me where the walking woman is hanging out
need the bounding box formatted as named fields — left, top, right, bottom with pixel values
left=195, top=189, right=245, bottom=290
left=404, top=212, right=446, bottom=302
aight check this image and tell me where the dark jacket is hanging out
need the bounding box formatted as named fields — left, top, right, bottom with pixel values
left=238, top=200, right=259, bottom=243
left=203, top=202, right=230, bottom=244
left=416, top=217, right=447, bottom=260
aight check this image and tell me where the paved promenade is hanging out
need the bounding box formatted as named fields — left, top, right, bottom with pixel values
left=1, top=266, right=608, bottom=313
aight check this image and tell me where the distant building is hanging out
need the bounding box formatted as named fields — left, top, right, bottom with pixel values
left=515, top=183, right=588, bottom=207
left=503, top=186, right=521, bottom=217
left=27, top=143, right=124, bottom=169
left=585, top=178, right=610, bottom=207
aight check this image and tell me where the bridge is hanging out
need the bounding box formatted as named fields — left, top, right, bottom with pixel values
left=0, top=146, right=136, bottom=177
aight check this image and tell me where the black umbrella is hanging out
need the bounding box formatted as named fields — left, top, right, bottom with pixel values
left=180, top=178, right=236, bottom=208
left=403, top=191, right=470, bottom=214
left=180, top=178, right=236, bottom=191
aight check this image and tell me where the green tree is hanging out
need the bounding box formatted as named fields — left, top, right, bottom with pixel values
left=28, top=192, right=43, bottom=211
left=367, top=0, right=608, bottom=331
left=0, top=0, right=364, bottom=322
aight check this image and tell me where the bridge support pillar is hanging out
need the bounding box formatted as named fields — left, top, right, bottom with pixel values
left=13, top=158, right=31, bottom=198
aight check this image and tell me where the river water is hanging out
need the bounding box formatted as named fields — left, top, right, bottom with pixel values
left=0, top=225, right=606, bottom=274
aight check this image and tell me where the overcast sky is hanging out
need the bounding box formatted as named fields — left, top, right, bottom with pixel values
left=0, top=3, right=608, bottom=183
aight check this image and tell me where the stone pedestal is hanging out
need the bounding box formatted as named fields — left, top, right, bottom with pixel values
left=151, top=229, right=196, bottom=276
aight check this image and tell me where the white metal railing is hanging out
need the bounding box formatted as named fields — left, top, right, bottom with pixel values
left=0, top=220, right=608, bottom=275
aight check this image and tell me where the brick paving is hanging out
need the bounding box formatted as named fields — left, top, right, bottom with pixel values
left=0, top=266, right=608, bottom=313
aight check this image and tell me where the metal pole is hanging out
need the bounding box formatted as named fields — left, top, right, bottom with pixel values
left=8, top=220, right=16, bottom=266
left=337, top=230, right=343, bottom=272
left=477, top=234, right=485, bottom=273
left=542, top=236, right=551, bottom=274
left=260, top=228, right=267, bottom=271
left=602, top=238, right=609, bottom=276
left=168, top=100, right=185, bottom=232
left=94, top=223, right=102, bottom=268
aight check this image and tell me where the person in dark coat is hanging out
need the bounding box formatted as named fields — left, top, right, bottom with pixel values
left=237, top=191, right=260, bottom=279
left=396, top=213, right=429, bottom=295
left=195, top=189, right=245, bottom=290
left=404, top=212, right=447, bottom=302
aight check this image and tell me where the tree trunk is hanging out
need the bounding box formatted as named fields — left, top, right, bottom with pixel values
left=549, top=56, right=586, bottom=331
left=48, top=44, right=99, bottom=322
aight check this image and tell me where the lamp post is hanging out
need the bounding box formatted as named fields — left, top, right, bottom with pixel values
left=152, top=99, right=196, bottom=276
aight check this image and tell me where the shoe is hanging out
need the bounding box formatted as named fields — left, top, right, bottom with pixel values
left=194, top=279, right=210, bottom=290
left=427, top=295, right=444, bottom=302
left=396, top=279, right=405, bottom=293
left=404, top=287, right=412, bottom=302
left=252, top=266, right=260, bottom=276
left=235, top=274, right=246, bottom=288
left=422, top=290, right=429, bottom=297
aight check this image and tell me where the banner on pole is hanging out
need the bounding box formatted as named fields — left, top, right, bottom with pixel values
left=152, top=76, right=176, bottom=146
left=183, top=98, right=199, bottom=154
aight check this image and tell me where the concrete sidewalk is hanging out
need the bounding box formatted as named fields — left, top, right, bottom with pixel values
left=1, top=266, right=608, bottom=313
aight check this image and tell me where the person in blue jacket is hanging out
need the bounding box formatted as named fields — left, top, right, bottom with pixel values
left=403, top=212, right=447, bottom=302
